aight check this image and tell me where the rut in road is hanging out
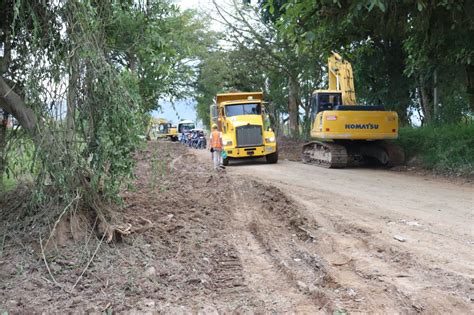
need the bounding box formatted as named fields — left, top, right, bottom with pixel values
left=227, top=177, right=328, bottom=313
left=222, top=178, right=419, bottom=313
left=222, top=157, right=474, bottom=314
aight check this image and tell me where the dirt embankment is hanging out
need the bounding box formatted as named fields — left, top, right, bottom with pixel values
left=0, top=141, right=326, bottom=313
left=1, top=141, right=473, bottom=313
left=277, top=136, right=306, bottom=161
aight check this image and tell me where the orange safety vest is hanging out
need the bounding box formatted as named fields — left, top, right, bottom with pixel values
left=210, top=130, right=222, bottom=149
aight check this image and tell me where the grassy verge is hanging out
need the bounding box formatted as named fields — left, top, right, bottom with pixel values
left=1, top=136, right=35, bottom=194
left=397, top=123, right=474, bottom=176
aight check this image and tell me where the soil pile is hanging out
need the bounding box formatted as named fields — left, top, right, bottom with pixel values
left=0, top=141, right=327, bottom=312
left=278, top=136, right=305, bottom=161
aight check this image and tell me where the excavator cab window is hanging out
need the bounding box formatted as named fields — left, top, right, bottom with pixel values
left=311, top=93, right=342, bottom=119
left=159, top=124, right=169, bottom=134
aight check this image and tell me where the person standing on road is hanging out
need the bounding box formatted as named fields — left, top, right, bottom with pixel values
left=210, top=124, right=224, bottom=170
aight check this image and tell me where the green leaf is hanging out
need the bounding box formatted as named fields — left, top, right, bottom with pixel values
left=306, top=31, right=316, bottom=42
left=378, top=1, right=386, bottom=12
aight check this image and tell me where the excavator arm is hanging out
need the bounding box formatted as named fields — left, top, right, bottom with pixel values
left=328, top=52, right=357, bottom=105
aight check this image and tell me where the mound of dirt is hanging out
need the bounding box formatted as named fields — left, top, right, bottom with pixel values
left=277, top=136, right=305, bottom=161
left=2, top=141, right=321, bottom=313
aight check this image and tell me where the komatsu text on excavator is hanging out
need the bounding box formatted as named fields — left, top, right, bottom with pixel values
left=302, top=52, right=404, bottom=168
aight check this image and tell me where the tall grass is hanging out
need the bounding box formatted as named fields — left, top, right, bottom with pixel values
left=1, top=137, right=35, bottom=193
left=397, top=123, right=474, bottom=176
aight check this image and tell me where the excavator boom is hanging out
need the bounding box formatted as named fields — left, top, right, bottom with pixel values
left=328, top=52, right=356, bottom=105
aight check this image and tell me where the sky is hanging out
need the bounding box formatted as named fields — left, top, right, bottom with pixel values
left=151, top=0, right=225, bottom=128
left=177, top=0, right=215, bottom=11
left=151, top=99, right=199, bottom=127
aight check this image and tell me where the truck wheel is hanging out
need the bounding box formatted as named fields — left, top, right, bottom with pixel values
left=223, top=157, right=229, bottom=166
left=266, top=150, right=278, bottom=164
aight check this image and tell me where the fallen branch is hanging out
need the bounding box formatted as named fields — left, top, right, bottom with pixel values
left=332, top=258, right=353, bottom=266
left=298, top=225, right=316, bottom=239
left=39, top=234, right=58, bottom=286
left=44, top=193, right=81, bottom=249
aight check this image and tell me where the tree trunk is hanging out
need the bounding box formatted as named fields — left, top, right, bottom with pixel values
left=0, top=111, right=8, bottom=188
left=128, top=53, right=137, bottom=74
left=67, top=52, right=79, bottom=151
left=301, top=93, right=312, bottom=140
left=420, top=85, right=433, bottom=124
left=0, top=76, right=36, bottom=134
left=466, top=64, right=474, bottom=112
left=288, top=74, right=299, bottom=138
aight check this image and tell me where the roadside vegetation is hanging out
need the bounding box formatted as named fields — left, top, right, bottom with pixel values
left=0, top=1, right=211, bottom=237
left=398, top=123, right=474, bottom=176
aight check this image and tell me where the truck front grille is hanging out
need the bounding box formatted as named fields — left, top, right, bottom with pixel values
left=236, top=125, right=263, bottom=147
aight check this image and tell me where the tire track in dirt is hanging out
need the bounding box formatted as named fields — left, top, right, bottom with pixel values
left=282, top=188, right=474, bottom=314
left=222, top=159, right=474, bottom=314
left=222, top=178, right=333, bottom=314
left=227, top=178, right=323, bottom=313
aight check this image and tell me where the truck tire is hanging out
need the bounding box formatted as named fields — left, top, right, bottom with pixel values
left=223, top=157, right=229, bottom=166
left=266, top=150, right=278, bottom=164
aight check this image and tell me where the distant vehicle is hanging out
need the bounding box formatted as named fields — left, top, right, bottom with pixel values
left=147, top=117, right=178, bottom=141
left=188, top=129, right=206, bottom=149
left=177, top=119, right=196, bottom=134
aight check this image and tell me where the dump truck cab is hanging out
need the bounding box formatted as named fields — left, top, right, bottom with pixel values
left=177, top=120, right=196, bottom=134
left=211, top=92, right=278, bottom=165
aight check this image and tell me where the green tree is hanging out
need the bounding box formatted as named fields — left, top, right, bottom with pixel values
left=261, top=0, right=473, bottom=125
left=0, top=1, right=209, bottom=235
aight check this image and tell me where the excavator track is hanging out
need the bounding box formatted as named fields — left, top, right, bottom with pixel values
left=302, top=141, right=348, bottom=168
left=378, top=141, right=405, bottom=167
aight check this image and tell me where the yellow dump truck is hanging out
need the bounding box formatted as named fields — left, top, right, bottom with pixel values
left=211, top=92, right=278, bottom=165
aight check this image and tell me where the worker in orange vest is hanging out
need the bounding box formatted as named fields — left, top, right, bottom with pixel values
left=210, top=124, right=224, bottom=170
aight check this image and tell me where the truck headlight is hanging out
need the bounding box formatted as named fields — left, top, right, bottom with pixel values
left=265, top=136, right=275, bottom=143
left=225, top=140, right=233, bottom=146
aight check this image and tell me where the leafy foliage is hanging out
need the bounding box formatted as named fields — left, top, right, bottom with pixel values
left=398, top=124, right=474, bottom=176
left=260, top=0, right=474, bottom=124
left=0, top=1, right=208, bottom=224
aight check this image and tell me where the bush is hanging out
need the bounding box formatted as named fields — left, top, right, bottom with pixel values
left=397, top=123, right=474, bottom=176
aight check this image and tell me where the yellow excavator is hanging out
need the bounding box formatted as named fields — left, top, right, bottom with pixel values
left=302, top=52, right=404, bottom=168
left=147, top=117, right=178, bottom=141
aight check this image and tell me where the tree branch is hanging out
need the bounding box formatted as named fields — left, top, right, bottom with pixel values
left=0, top=76, right=36, bottom=134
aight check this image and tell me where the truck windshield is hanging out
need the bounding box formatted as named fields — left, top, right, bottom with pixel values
left=225, top=103, right=261, bottom=116
left=179, top=123, right=195, bottom=133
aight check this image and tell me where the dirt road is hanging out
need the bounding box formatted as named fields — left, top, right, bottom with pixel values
left=195, top=149, right=474, bottom=313
left=1, top=142, right=472, bottom=313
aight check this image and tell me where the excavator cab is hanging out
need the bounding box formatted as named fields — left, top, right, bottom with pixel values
left=310, top=91, right=342, bottom=121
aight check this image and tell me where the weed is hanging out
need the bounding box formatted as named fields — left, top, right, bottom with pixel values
left=397, top=123, right=474, bottom=176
